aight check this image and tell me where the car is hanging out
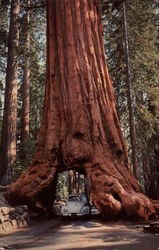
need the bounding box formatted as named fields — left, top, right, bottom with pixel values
left=61, top=194, right=90, bottom=217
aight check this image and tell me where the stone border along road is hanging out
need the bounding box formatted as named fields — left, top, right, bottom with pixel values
left=0, top=186, right=30, bottom=233
left=0, top=217, right=62, bottom=249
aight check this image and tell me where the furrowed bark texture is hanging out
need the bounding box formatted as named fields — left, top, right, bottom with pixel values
left=0, top=0, right=20, bottom=184
left=7, top=0, right=156, bottom=219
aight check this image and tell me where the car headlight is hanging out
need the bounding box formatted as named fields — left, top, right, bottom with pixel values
left=80, top=206, right=90, bottom=214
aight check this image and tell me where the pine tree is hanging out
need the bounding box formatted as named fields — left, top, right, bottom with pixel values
left=14, top=0, right=46, bottom=176
left=101, top=0, right=159, bottom=195
left=21, top=0, right=30, bottom=144
left=0, top=0, right=20, bottom=185
left=0, top=1, right=9, bottom=137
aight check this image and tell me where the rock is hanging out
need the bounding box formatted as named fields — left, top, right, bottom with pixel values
left=0, top=214, right=10, bottom=223
left=2, top=221, right=13, bottom=232
left=14, top=213, right=21, bottom=220
left=9, top=207, right=15, bottom=213
left=9, top=208, right=16, bottom=219
left=22, top=211, right=29, bottom=219
left=0, top=191, right=29, bottom=233
left=21, top=212, right=29, bottom=225
left=15, top=206, right=24, bottom=214
left=11, top=219, right=18, bottom=229
left=21, top=218, right=28, bottom=227
left=17, top=218, right=24, bottom=228
left=0, top=185, right=9, bottom=192
left=0, top=206, right=10, bottom=215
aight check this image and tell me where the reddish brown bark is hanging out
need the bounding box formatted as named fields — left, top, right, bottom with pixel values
left=7, top=0, right=157, bottom=220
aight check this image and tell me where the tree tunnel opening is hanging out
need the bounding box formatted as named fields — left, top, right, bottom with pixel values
left=51, top=169, right=102, bottom=218
left=55, top=170, right=89, bottom=199
left=53, top=170, right=90, bottom=216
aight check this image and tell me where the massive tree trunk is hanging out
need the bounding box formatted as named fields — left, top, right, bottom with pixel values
left=0, top=0, right=20, bottom=185
left=7, top=0, right=156, bottom=220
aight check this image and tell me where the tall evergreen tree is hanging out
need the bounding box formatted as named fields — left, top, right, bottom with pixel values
left=0, top=1, right=9, bottom=137
left=122, top=1, right=138, bottom=179
left=21, top=0, right=30, bottom=144
left=0, top=0, right=20, bottom=185
left=101, top=0, right=159, bottom=195
left=15, top=0, right=46, bottom=175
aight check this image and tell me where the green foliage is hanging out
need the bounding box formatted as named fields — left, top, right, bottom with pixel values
left=0, top=1, right=9, bottom=139
left=102, top=1, right=129, bottom=139
left=127, top=0, right=159, bottom=167
left=56, top=172, right=86, bottom=200
left=29, top=43, right=45, bottom=140
left=14, top=0, right=46, bottom=176
left=14, top=138, right=35, bottom=178
left=56, top=172, right=69, bottom=200
left=101, top=0, right=159, bottom=191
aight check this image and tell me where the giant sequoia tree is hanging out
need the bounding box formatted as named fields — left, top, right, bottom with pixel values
left=7, top=0, right=157, bottom=220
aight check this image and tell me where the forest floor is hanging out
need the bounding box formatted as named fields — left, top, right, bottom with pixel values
left=0, top=217, right=159, bottom=250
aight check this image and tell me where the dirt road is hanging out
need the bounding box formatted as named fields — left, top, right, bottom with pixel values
left=1, top=218, right=159, bottom=250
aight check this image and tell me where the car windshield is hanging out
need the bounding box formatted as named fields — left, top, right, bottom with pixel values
left=68, top=196, right=83, bottom=202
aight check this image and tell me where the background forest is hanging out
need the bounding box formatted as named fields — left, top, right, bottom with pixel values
left=0, top=0, right=159, bottom=200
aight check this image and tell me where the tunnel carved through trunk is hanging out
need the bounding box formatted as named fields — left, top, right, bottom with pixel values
left=7, top=0, right=156, bottom=220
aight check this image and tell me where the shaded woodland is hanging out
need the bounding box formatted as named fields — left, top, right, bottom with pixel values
left=0, top=0, right=159, bottom=219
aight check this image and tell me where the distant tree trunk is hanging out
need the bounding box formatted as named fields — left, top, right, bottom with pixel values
left=123, top=2, right=138, bottom=180
left=148, top=167, right=159, bottom=199
left=21, top=0, right=30, bottom=143
left=146, top=100, right=159, bottom=199
left=73, top=170, right=77, bottom=193
left=68, top=170, right=73, bottom=195
left=142, top=152, right=149, bottom=193
left=77, top=172, right=80, bottom=193
left=142, top=137, right=159, bottom=199
left=152, top=148, right=159, bottom=198
left=7, top=0, right=157, bottom=220
left=0, top=0, right=20, bottom=185
left=84, top=177, right=89, bottom=200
